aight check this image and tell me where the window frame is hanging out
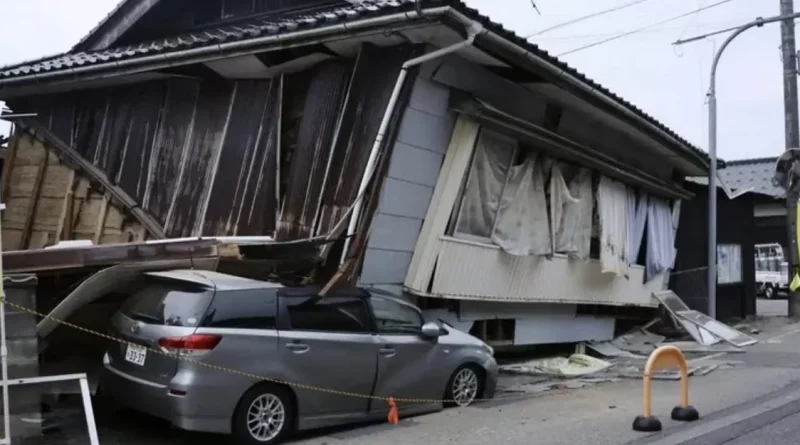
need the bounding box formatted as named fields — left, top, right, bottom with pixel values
left=448, top=128, right=521, bottom=244
left=276, top=289, right=373, bottom=334
left=367, top=294, right=425, bottom=335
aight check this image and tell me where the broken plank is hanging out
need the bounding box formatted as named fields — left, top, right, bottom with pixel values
left=20, top=148, right=49, bottom=249
left=54, top=170, right=76, bottom=243
left=92, top=195, right=110, bottom=245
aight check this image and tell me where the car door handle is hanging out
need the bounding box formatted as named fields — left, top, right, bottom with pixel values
left=380, top=347, right=396, bottom=357
left=285, top=343, right=310, bottom=353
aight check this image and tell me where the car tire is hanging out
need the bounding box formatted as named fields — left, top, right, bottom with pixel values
left=443, top=364, right=484, bottom=408
left=232, top=384, right=295, bottom=445
left=765, top=285, right=775, bottom=300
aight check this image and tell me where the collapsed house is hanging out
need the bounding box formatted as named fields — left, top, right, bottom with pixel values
left=0, top=0, right=717, bottom=358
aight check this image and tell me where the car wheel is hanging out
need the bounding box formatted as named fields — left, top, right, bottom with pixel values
left=444, top=364, right=484, bottom=408
left=232, top=384, right=294, bottom=445
left=765, top=285, right=775, bottom=300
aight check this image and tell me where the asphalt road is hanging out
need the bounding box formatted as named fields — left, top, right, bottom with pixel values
left=22, top=318, right=800, bottom=445
left=725, top=412, right=800, bottom=445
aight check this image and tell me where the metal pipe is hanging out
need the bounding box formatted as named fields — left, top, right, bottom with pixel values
left=704, top=13, right=800, bottom=318
left=0, top=202, right=10, bottom=443
left=0, top=9, right=450, bottom=91
left=339, top=21, right=486, bottom=265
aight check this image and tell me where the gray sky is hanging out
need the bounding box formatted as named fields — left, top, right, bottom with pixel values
left=0, top=0, right=787, bottom=161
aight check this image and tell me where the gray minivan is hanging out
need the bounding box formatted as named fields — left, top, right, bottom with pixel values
left=100, top=270, right=497, bottom=444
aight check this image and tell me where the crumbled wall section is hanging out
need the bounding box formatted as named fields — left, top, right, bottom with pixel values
left=1, top=131, right=146, bottom=250
left=359, top=76, right=454, bottom=289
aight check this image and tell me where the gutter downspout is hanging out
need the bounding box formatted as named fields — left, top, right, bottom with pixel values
left=339, top=21, right=485, bottom=266
left=442, top=10, right=709, bottom=171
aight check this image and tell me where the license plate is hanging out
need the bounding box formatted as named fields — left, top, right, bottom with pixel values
left=125, top=344, right=147, bottom=366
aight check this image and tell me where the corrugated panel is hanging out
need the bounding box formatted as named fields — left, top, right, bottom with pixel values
left=427, top=236, right=661, bottom=307
left=275, top=60, right=352, bottom=240
left=315, top=43, right=421, bottom=236
left=168, top=80, right=236, bottom=237
left=143, top=78, right=202, bottom=225
left=202, top=79, right=281, bottom=236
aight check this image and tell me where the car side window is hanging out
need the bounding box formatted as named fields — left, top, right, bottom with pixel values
left=371, top=296, right=424, bottom=334
left=200, top=289, right=278, bottom=329
left=283, top=296, right=369, bottom=333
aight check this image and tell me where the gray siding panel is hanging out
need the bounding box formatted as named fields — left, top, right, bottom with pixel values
left=387, top=142, right=444, bottom=188
left=396, top=108, right=453, bottom=154
left=368, top=213, right=423, bottom=252
left=360, top=76, right=452, bottom=286
left=361, top=249, right=414, bottom=284
left=377, top=178, right=433, bottom=220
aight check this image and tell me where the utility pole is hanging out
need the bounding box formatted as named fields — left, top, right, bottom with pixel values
left=780, top=0, right=800, bottom=317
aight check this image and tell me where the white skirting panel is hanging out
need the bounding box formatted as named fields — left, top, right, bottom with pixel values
left=513, top=315, right=615, bottom=346
left=425, top=236, right=664, bottom=307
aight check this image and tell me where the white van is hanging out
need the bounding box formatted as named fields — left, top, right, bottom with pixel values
left=755, top=243, right=788, bottom=299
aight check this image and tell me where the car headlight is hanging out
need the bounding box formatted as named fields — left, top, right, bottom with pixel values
left=482, top=343, right=494, bottom=356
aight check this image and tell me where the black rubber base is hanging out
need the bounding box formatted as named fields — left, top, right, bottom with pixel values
left=632, top=415, right=662, bottom=432
left=671, top=405, right=700, bottom=422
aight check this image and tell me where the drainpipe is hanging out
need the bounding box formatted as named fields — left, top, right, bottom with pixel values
left=339, top=21, right=485, bottom=266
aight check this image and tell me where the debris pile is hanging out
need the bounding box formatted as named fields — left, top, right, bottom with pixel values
left=499, top=291, right=757, bottom=387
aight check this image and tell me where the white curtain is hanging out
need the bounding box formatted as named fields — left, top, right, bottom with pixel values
left=492, top=152, right=551, bottom=256
left=626, top=188, right=649, bottom=265
left=597, top=176, right=628, bottom=276
left=454, top=130, right=516, bottom=238
left=646, top=197, right=677, bottom=281
left=551, top=164, right=592, bottom=259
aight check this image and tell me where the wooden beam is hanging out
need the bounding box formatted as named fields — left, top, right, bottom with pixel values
left=1, top=133, right=19, bottom=203
left=92, top=195, right=110, bottom=245
left=54, top=170, right=76, bottom=243
left=19, top=151, right=49, bottom=249
left=18, top=122, right=167, bottom=239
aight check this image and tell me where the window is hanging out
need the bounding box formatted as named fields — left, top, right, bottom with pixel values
left=451, top=129, right=518, bottom=241
left=371, top=296, right=424, bottom=334
left=717, top=244, right=743, bottom=284
left=119, top=280, right=213, bottom=327
left=283, top=296, right=369, bottom=333
left=200, top=289, right=278, bottom=329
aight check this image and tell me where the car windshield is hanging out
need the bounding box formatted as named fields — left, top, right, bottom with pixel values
left=119, top=280, right=214, bottom=327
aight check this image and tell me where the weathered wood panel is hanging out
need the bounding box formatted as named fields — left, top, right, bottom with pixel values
left=203, top=79, right=281, bottom=236
left=6, top=43, right=416, bottom=248
left=276, top=61, right=352, bottom=240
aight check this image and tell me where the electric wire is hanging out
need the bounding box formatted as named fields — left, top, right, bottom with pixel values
left=557, top=0, right=738, bottom=57
left=526, top=0, right=656, bottom=38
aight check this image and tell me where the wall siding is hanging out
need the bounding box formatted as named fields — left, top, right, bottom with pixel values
left=360, top=76, right=453, bottom=286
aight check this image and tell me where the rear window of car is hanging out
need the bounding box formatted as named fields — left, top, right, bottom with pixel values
left=119, top=279, right=213, bottom=327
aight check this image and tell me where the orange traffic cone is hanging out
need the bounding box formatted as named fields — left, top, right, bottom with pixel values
left=387, top=397, right=399, bottom=425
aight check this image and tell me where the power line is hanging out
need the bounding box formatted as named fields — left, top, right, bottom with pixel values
left=532, top=19, right=763, bottom=41
left=526, top=0, right=656, bottom=38
left=557, top=0, right=737, bottom=57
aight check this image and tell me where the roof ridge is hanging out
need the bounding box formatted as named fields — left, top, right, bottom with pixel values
left=724, top=156, right=779, bottom=166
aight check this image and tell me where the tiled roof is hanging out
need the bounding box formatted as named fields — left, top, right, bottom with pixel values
left=0, top=0, right=709, bottom=165
left=689, top=157, right=783, bottom=198
left=720, top=157, right=783, bottom=198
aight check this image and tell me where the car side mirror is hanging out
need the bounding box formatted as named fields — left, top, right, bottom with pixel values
left=421, top=321, right=442, bottom=338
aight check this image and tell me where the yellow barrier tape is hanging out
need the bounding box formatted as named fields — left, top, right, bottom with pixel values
left=0, top=266, right=709, bottom=406
left=0, top=298, right=515, bottom=405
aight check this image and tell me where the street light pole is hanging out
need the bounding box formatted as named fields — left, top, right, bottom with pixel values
left=681, top=12, right=800, bottom=318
